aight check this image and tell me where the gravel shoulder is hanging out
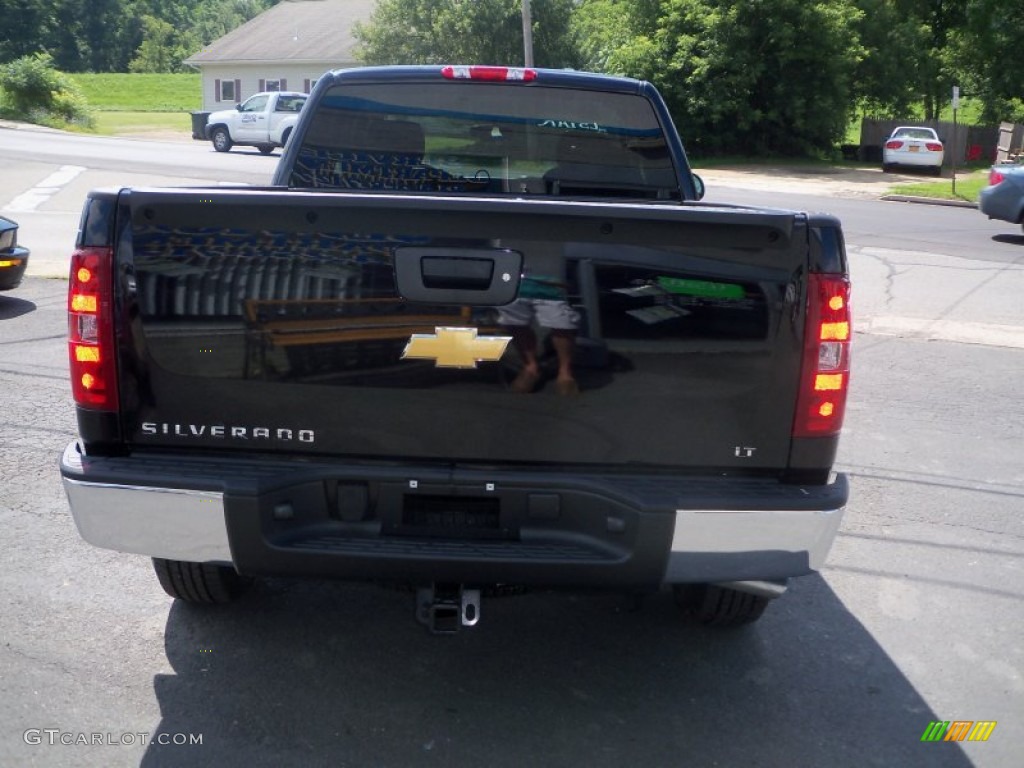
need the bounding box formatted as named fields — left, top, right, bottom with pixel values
left=696, top=164, right=934, bottom=199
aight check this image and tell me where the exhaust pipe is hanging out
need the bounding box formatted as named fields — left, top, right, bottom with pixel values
left=714, top=579, right=788, bottom=600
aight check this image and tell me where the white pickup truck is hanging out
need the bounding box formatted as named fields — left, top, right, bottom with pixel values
left=205, top=91, right=307, bottom=154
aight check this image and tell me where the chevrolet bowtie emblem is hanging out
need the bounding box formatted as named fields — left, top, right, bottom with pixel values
left=402, top=327, right=512, bottom=368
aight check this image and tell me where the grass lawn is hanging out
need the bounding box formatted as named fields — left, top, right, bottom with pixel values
left=55, top=73, right=200, bottom=138
left=88, top=111, right=193, bottom=137
left=69, top=73, right=200, bottom=112
left=887, top=169, right=989, bottom=203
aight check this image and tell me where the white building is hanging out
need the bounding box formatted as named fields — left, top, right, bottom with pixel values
left=183, top=0, right=378, bottom=111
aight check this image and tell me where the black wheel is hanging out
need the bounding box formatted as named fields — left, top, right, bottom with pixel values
left=257, top=144, right=275, bottom=155
left=153, top=558, right=252, bottom=604
left=210, top=127, right=232, bottom=153
left=881, top=163, right=894, bottom=173
left=673, top=584, right=770, bottom=626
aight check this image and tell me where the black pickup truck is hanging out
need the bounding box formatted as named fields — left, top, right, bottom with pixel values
left=61, top=65, right=851, bottom=632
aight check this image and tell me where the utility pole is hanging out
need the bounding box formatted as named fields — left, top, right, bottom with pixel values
left=951, top=85, right=959, bottom=196
left=521, top=0, right=534, bottom=67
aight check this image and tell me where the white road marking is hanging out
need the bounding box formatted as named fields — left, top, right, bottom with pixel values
left=5, top=165, right=86, bottom=212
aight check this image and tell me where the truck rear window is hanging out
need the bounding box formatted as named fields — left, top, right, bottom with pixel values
left=289, top=83, right=680, bottom=199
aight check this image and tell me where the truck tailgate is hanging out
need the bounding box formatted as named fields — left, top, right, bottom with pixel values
left=118, top=188, right=808, bottom=472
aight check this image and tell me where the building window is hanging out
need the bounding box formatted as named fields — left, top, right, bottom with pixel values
left=264, top=79, right=282, bottom=92
left=220, top=80, right=235, bottom=102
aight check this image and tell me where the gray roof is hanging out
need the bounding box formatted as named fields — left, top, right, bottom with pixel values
left=184, top=0, right=377, bottom=66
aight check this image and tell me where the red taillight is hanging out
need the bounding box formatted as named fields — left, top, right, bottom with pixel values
left=885, top=140, right=903, bottom=150
left=925, top=142, right=943, bottom=152
left=441, top=65, right=538, bottom=82
left=989, top=169, right=1005, bottom=186
left=68, top=246, right=118, bottom=410
left=793, top=274, right=851, bottom=438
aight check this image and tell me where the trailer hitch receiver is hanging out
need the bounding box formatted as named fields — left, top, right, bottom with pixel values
left=416, top=584, right=481, bottom=634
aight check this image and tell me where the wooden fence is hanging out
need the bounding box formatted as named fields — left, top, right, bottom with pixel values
left=995, top=122, right=1024, bottom=163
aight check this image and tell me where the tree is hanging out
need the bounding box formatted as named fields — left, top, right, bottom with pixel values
left=128, top=0, right=276, bottom=73
left=572, top=0, right=661, bottom=75
left=192, top=0, right=276, bottom=48
left=80, top=0, right=143, bottom=72
left=849, top=0, right=929, bottom=119
left=129, top=15, right=185, bottom=72
left=0, top=0, right=59, bottom=63
left=902, top=0, right=966, bottom=120
left=948, top=0, right=1024, bottom=122
left=0, top=0, right=276, bottom=74
left=2, top=0, right=144, bottom=73
left=575, top=0, right=866, bottom=157
left=354, top=0, right=582, bottom=69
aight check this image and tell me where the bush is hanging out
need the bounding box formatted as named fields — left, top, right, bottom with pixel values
left=0, top=52, right=94, bottom=128
left=999, top=98, right=1024, bottom=125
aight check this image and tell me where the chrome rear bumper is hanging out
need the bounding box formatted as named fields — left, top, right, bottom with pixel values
left=664, top=505, right=844, bottom=584
left=61, top=443, right=232, bottom=563
left=61, top=442, right=845, bottom=591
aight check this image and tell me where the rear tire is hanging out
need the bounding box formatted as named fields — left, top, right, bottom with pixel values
left=153, top=558, right=252, bottom=604
left=257, top=144, right=275, bottom=155
left=210, top=127, right=232, bottom=153
left=673, top=584, right=770, bottom=626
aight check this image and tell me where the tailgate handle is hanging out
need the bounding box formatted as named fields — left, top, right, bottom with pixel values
left=423, top=257, right=492, bottom=290
left=395, top=247, right=522, bottom=306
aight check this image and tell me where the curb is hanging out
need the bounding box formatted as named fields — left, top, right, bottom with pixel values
left=880, top=194, right=978, bottom=209
left=0, top=119, right=64, bottom=134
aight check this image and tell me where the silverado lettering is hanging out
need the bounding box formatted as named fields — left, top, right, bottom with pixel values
left=140, top=423, right=315, bottom=442
left=61, top=65, right=851, bottom=634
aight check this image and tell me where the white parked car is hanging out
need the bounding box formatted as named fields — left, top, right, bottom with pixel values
left=882, top=126, right=944, bottom=175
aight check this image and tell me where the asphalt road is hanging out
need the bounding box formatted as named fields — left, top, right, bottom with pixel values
left=0, top=125, right=278, bottom=279
left=1, top=128, right=1022, bottom=767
